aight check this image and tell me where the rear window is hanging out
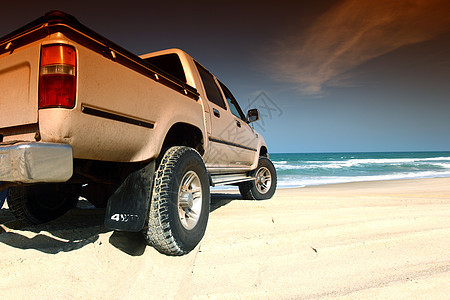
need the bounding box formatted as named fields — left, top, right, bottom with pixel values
left=144, top=53, right=186, bottom=83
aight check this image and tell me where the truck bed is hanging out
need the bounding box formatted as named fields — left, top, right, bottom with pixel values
left=0, top=11, right=204, bottom=163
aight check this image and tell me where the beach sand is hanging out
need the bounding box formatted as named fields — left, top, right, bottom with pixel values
left=0, top=178, right=449, bottom=299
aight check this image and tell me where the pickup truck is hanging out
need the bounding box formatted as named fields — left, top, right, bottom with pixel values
left=0, top=11, right=277, bottom=255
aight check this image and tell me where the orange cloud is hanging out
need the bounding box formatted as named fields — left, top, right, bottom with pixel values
left=269, top=0, right=450, bottom=95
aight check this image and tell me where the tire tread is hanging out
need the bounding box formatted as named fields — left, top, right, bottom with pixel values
left=7, top=187, right=36, bottom=224
left=143, top=146, right=204, bottom=255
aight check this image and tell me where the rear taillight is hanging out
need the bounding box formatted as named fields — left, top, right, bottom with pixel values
left=39, top=44, right=76, bottom=109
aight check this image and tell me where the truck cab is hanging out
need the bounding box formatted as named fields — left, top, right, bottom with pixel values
left=141, top=49, right=264, bottom=174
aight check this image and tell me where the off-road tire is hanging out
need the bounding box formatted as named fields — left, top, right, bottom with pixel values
left=239, top=157, right=277, bottom=200
left=7, top=184, right=80, bottom=225
left=143, top=146, right=210, bottom=256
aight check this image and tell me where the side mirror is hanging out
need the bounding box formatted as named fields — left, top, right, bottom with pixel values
left=246, top=108, right=259, bottom=123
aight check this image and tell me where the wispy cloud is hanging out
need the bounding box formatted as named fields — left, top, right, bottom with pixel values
left=268, top=0, right=450, bottom=95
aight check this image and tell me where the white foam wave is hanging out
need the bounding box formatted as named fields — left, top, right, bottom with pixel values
left=275, top=163, right=346, bottom=170
left=347, top=157, right=450, bottom=165
left=432, top=162, right=450, bottom=169
left=420, top=157, right=450, bottom=161
left=275, top=165, right=307, bottom=170
left=277, top=170, right=450, bottom=188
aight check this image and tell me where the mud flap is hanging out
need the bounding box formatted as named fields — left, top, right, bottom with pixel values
left=104, top=160, right=155, bottom=232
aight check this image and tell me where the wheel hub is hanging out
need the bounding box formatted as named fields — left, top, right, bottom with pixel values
left=179, top=191, right=194, bottom=208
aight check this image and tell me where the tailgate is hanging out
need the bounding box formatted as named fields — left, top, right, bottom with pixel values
left=0, top=44, right=40, bottom=128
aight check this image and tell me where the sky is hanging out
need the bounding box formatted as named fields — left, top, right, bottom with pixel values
left=1, top=0, right=450, bottom=153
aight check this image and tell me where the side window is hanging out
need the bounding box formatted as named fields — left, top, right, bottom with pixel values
left=144, top=53, right=186, bottom=83
left=218, top=81, right=246, bottom=121
left=195, top=62, right=226, bottom=109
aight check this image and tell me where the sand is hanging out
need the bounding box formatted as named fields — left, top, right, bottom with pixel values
left=0, top=178, right=449, bottom=299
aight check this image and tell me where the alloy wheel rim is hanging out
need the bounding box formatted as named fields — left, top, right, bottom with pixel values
left=255, top=167, right=271, bottom=194
left=178, top=170, right=202, bottom=230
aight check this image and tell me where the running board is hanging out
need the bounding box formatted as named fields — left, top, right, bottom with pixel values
left=210, top=173, right=255, bottom=186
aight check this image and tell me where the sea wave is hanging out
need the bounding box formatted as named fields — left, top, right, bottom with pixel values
left=277, top=170, right=450, bottom=188
left=273, top=161, right=288, bottom=165
left=213, top=153, right=450, bottom=190
left=346, top=157, right=450, bottom=165
left=274, top=163, right=348, bottom=170
left=274, top=157, right=450, bottom=171
left=434, top=163, right=450, bottom=169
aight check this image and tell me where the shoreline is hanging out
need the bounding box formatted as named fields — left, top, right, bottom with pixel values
left=271, top=151, right=450, bottom=191
left=284, top=175, right=450, bottom=189
left=212, top=176, right=450, bottom=192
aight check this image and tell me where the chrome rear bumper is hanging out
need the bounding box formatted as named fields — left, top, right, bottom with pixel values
left=0, top=142, right=73, bottom=183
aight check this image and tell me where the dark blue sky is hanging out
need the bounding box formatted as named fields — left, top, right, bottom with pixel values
left=1, top=0, right=449, bottom=153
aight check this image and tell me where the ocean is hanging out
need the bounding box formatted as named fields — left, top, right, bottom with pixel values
left=271, top=152, right=450, bottom=188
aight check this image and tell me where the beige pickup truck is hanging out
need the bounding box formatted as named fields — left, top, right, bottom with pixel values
left=0, top=11, right=277, bottom=255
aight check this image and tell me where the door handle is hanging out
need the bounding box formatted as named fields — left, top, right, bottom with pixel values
left=213, top=108, right=220, bottom=118
left=236, top=120, right=241, bottom=127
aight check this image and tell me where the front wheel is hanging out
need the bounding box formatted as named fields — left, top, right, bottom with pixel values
left=142, top=146, right=210, bottom=256
left=239, top=157, right=277, bottom=200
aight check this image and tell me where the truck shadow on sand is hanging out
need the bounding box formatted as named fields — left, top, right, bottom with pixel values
left=0, top=206, right=112, bottom=255
left=0, top=193, right=243, bottom=256
left=210, top=192, right=243, bottom=212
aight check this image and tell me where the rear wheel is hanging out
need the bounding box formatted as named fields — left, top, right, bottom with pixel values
left=7, top=184, right=80, bottom=224
left=0, top=188, right=7, bottom=208
left=142, top=146, right=210, bottom=255
left=239, top=157, right=277, bottom=200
